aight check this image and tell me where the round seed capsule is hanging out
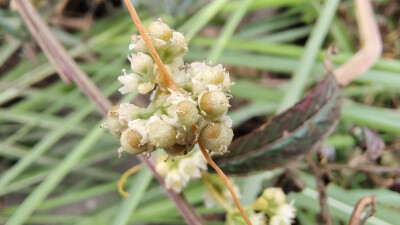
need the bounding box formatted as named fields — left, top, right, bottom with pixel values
left=145, top=19, right=173, bottom=41
left=176, top=100, right=199, bottom=127
left=199, top=90, right=229, bottom=120
left=120, top=129, right=146, bottom=154
left=199, top=122, right=233, bottom=153
left=148, top=120, right=177, bottom=148
left=164, top=144, right=186, bottom=157
left=199, top=66, right=224, bottom=85
left=107, top=105, right=123, bottom=137
left=107, top=104, right=141, bottom=137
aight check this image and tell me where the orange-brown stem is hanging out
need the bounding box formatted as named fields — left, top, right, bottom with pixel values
left=123, top=0, right=179, bottom=92
left=194, top=127, right=252, bottom=225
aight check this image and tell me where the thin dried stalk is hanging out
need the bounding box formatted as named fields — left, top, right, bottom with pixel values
left=334, top=0, right=382, bottom=85
left=306, top=154, right=332, bottom=225
left=348, top=196, right=377, bottom=225
left=14, top=1, right=205, bottom=224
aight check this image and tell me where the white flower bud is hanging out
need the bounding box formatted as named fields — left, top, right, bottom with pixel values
left=178, top=158, right=202, bottom=179
left=120, top=128, right=146, bottom=154
left=199, top=90, right=230, bottom=120
left=164, top=32, right=188, bottom=61
left=165, top=169, right=188, bottom=193
left=276, top=203, right=296, bottom=220
left=107, top=104, right=140, bottom=137
left=128, top=119, right=149, bottom=145
left=199, top=122, right=233, bottom=153
left=148, top=117, right=177, bottom=148
left=128, top=52, right=154, bottom=74
left=138, top=82, right=155, bottom=94
left=129, top=35, right=146, bottom=52
left=249, top=212, right=266, bottom=225
left=145, top=19, right=173, bottom=41
left=155, top=156, right=169, bottom=177
left=118, top=70, right=139, bottom=94
left=269, top=216, right=289, bottom=225
left=176, top=100, right=199, bottom=127
left=199, top=65, right=225, bottom=86
left=262, top=188, right=286, bottom=205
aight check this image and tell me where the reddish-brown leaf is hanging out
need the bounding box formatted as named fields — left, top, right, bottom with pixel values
left=212, top=74, right=342, bottom=175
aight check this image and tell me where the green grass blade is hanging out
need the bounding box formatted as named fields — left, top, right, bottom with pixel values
left=5, top=122, right=105, bottom=225
left=179, top=0, right=229, bottom=40
left=277, top=0, right=340, bottom=112
left=208, top=0, right=253, bottom=62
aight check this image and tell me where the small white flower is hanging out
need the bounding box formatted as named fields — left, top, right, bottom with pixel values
left=249, top=212, right=266, bottom=225
left=178, top=158, right=201, bottom=180
left=262, top=188, right=286, bottom=205
left=269, top=216, right=291, bottom=225
left=118, top=69, right=139, bottom=94
left=137, top=82, right=155, bottom=94
left=155, top=159, right=169, bottom=177
left=128, top=119, right=149, bottom=145
left=128, top=52, right=153, bottom=74
left=165, top=169, right=188, bottom=193
left=275, top=203, right=296, bottom=223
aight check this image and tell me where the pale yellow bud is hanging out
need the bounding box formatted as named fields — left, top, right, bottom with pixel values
left=120, top=129, right=146, bottom=154
left=145, top=19, right=173, bottom=41
left=262, top=188, right=286, bottom=205
left=138, top=82, right=155, bottom=94
left=199, top=66, right=225, bottom=85
left=176, top=100, right=199, bottom=127
left=199, top=122, right=233, bottom=153
left=129, top=52, right=153, bottom=74
left=148, top=120, right=177, bottom=148
left=199, top=90, right=229, bottom=120
left=107, top=104, right=140, bottom=137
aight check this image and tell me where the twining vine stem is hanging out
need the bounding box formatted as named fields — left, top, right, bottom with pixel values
left=198, top=136, right=252, bottom=225
left=123, top=0, right=179, bottom=92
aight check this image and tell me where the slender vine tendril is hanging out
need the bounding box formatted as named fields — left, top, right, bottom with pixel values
left=197, top=133, right=252, bottom=225
left=123, top=0, right=179, bottom=92
left=118, top=163, right=144, bottom=197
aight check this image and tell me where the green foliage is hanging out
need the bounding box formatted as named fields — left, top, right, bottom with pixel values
left=1, top=0, right=400, bottom=225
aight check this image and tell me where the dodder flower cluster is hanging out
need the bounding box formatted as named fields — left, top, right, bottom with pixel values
left=155, top=150, right=208, bottom=193
left=252, top=188, right=296, bottom=225
left=106, top=19, right=234, bottom=158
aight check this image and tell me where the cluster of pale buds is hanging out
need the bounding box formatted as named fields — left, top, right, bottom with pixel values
left=224, top=187, right=295, bottom=225
left=155, top=150, right=208, bottom=193
left=106, top=18, right=234, bottom=158
left=252, top=188, right=296, bottom=225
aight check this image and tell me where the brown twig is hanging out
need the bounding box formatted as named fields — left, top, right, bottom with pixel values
left=334, top=0, right=382, bottom=86
left=326, top=163, right=400, bottom=174
left=14, top=1, right=206, bottom=224
left=324, top=44, right=338, bottom=76
left=13, top=0, right=111, bottom=114
left=348, top=196, right=377, bottom=225
left=306, top=154, right=332, bottom=225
